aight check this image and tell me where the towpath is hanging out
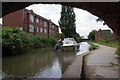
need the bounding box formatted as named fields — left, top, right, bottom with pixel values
left=83, top=43, right=119, bottom=79
left=62, top=43, right=119, bottom=79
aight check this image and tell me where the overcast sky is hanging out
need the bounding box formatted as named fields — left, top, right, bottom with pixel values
left=15, top=4, right=112, bottom=38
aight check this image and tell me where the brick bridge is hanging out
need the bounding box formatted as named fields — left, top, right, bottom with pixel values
left=2, top=2, right=120, bottom=40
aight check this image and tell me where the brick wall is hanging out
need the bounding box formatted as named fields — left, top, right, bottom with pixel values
left=95, top=29, right=117, bottom=41
left=95, top=29, right=102, bottom=41
left=3, top=9, right=59, bottom=39
left=3, top=9, right=24, bottom=29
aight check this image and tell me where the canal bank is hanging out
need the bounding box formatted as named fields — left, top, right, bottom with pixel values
left=61, top=42, right=90, bottom=78
left=2, top=42, right=90, bottom=79
left=83, top=43, right=119, bottom=79
left=61, top=52, right=89, bottom=78
left=62, top=43, right=119, bottom=79
left=2, top=47, right=76, bottom=78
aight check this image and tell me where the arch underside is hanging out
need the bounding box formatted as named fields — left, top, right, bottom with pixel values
left=2, top=2, right=120, bottom=38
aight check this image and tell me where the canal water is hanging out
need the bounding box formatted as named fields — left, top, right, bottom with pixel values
left=2, top=42, right=89, bottom=79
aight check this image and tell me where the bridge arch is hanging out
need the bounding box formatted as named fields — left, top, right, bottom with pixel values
left=2, top=2, right=120, bottom=39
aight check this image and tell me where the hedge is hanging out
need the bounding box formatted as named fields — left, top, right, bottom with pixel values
left=2, top=27, right=56, bottom=57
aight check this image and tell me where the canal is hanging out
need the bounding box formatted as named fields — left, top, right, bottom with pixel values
left=2, top=42, right=90, bottom=79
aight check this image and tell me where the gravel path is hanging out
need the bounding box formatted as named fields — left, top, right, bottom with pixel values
left=61, top=43, right=119, bottom=79
left=83, top=43, right=119, bottom=79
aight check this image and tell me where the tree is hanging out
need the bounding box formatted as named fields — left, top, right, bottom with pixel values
left=88, top=30, right=97, bottom=41
left=58, top=5, right=76, bottom=38
left=58, top=33, right=65, bottom=40
left=74, top=33, right=81, bottom=42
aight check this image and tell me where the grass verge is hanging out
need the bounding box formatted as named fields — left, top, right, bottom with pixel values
left=88, top=42, right=99, bottom=51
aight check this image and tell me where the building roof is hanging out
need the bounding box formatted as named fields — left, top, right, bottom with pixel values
left=97, top=29, right=111, bottom=34
left=98, top=29, right=111, bottom=32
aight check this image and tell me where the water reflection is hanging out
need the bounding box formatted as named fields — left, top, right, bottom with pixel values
left=33, top=57, right=61, bottom=78
left=2, top=42, right=90, bottom=79
left=76, top=42, right=90, bottom=56
left=2, top=47, right=75, bottom=78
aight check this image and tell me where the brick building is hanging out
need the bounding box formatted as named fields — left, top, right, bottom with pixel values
left=95, top=29, right=117, bottom=41
left=95, top=29, right=111, bottom=41
left=3, top=9, right=59, bottom=38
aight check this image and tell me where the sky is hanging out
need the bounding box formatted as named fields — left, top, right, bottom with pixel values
left=2, top=3, right=112, bottom=38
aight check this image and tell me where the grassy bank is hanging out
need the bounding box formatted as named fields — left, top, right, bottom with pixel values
left=95, top=39, right=118, bottom=48
left=0, top=27, right=2, bottom=44
left=89, top=42, right=99, bottom=51
left=2, top=27, right=56, bottom=57
left=116, top=41, right=120, bottom=59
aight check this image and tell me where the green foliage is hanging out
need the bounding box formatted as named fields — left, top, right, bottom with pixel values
left=0, top=27, right=2, bottom=44
left=74, top=33, right=81, bottom=43
left=29, top=34, right=42, bottom=48
left=59, top=33, right=65, bottom=40
left=59, top=5, right=76, bottom=38
left=2, top=27, right=30, bottom=56
left=2, top=27, right=56, bottom=57
left=59, top=32, right=81, bottom=43
left=48, top=37, right=56, bottom=46
left=96, top=39, right=118, bottom=48
left=42, top=37, right=49, bottom=46
left=89, top=42, right=99, bottom=51
left=58, top=5, right=81, bottom=42
left=88, top=30, right=97, bottom=41
left=115, top=40, right=120, bottom=59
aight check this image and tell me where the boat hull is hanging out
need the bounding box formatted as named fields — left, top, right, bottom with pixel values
left=61, top=38, right=79, bottom=52
left=62, top=45, right=78, bottom=52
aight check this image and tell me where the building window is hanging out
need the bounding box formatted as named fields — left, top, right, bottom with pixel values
left=49, top=23, right=52, bottom=28
left=29, top=14, right=34, bottom=22
left=49, top=30, right=51, bottom=35
left=36, top=18, right=39, bottom=23
left=54, top=32, right=56, bottom=35
left=29, top=24, right=34, bottom=32
left=44, top=28, right=47, bottom=34
left=52, top=31, right=54, bottom=35
left=44, top=21, right=47, bottom=27
left=40, top=19, right=42, bottom=24
left=52, top=25, right=54, bottom=28
left=36, top=27, right=39, bottom=32
left=40, top=27, right=43, bottom=33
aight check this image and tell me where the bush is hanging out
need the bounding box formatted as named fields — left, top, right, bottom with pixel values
left=89, top=42, right=99, bottom=51
left=29, top=34, right=42, bottom=48
left=2, top=27, right=57, bottom=57
left=2, top=27, right=30, bottom=56
left=48, top=37, right=56, bottom=46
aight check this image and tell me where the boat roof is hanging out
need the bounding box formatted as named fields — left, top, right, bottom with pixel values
left=63, top=38, right=77, bottom=43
